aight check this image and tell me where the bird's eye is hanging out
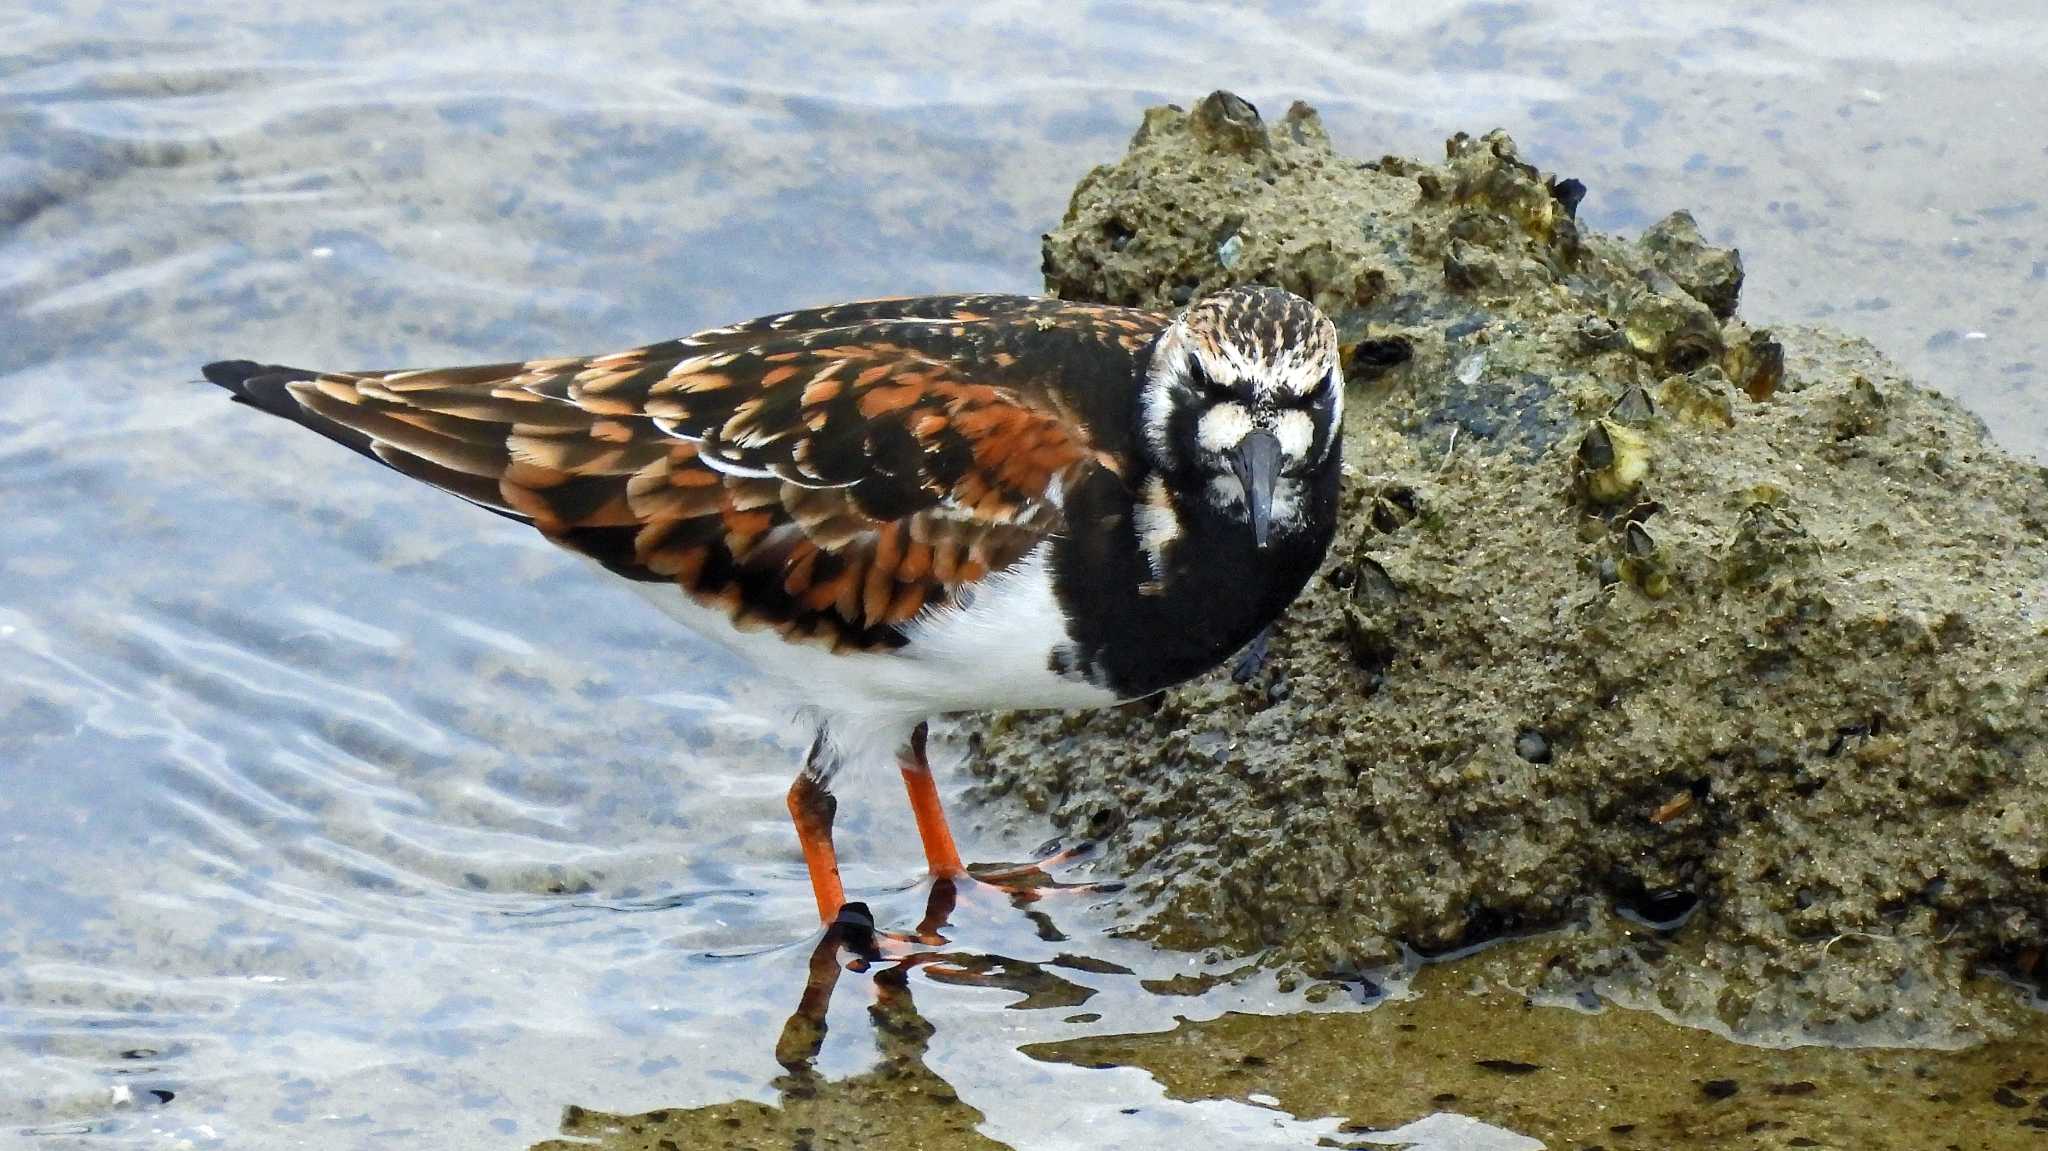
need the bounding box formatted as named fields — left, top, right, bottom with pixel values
left=1185, top=354, right=1236, bottom=403
left=1287, top=370, right=1339, bottom=410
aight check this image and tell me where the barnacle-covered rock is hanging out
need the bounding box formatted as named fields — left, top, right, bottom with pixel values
left=1442, top=238, right=1509, bottom=293
left=973, top=93, right=2048, bottom=1046
left=1620, top=284, right=1724, bottom=373
left=1640, top=209, right=1745, bottom=319
left=1446, top=129, right=1573, bottom=249
left=1188, top=89, right=1270, bottom=155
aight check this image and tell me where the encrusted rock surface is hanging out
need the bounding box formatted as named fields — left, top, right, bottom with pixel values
left=966, top=93, right=2048, bottom=1045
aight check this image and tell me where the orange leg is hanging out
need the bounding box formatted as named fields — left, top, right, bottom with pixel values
left=787, top=737, right=845, bottom=925
left=897, top=722, right=964, bottom=879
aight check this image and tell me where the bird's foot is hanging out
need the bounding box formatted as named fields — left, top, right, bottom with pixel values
left=963, top=838, right=1122, bottom=900
left=923, top=842, right=1124, bottom=945
left=828, top=844, right=1121, bottom=967
left=818, top=897, right=950, bottom=968
left=823, top=900, right=883, bottom=957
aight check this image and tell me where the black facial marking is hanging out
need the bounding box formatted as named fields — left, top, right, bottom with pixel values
left=1163, top=388, right=1213, bottom=479
left=1282, top=369, right=1337, bottom=411
left=1184, top=351, right=1238, bottom=404
left=1048, top=445, right=1341, bottom=699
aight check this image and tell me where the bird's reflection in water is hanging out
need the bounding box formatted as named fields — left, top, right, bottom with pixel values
left=532, top=872, right=1122, bottom=1151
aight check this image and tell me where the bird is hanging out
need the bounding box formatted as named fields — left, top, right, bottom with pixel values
left=202, top=285, right=1344, bottom=930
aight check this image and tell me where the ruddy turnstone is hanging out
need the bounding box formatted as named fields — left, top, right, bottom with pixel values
left=204, top=286, right=1343, bottom=927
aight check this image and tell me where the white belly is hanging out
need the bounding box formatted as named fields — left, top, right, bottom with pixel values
left=625, top=543, right=1120, bottom=730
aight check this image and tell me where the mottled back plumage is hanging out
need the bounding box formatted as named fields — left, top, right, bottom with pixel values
left=207, top=295, right=1166, bottom=653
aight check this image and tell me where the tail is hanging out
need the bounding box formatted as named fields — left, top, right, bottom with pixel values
left=199, top=358, right=524, bottom=523
left=202, top=360, right=380, bottom=463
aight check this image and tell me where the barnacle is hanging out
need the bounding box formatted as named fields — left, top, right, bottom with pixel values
left=1656, top=365, right=1738, bottom=428
left=1575, top=419, right=1651, bottom=506
left=1609, top=382, right=1656, bottom=425
left=1619, top=520, right=1672, bottom=599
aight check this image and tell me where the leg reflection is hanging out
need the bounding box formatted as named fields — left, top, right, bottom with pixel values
left=774, top=900, right=877, bottom=1070
left=541, top=884, right=1107, bottom=1151
left=775, top=881, right=1108, bottom=1076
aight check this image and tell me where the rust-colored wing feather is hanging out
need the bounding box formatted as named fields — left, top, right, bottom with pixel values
left=204, top=295, right=1168, bottom=652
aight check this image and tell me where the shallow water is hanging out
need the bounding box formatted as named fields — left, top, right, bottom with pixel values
left=3, top=3, right=2046, bottom=1148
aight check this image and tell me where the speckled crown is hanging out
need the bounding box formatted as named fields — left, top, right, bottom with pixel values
left=1179, top=286, right=1337, bottom=398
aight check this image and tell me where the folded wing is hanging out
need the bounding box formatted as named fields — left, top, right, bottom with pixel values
left=204, top=295, right=1166, bottom=652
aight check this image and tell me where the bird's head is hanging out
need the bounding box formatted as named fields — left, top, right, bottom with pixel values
left=1139, top=285, right=1343, bottom=548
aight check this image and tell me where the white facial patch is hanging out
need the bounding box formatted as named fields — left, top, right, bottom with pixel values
left=1197, top=402, right=1254, bottom=454
left=1134, top=475, right=1182, bottom=581
left=1267, top=477, right=1305, bottom=532
left=1206, top=472, right=1247, bottom=513
left=1138, top=327, right=1191, bottom=465
left=1207, top=473, right=1307, bottom=536
left=1273, top=408, right=1315, bottom=460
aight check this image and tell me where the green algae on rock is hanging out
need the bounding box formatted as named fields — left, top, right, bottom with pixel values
left=1023, top=948, right=2048, bottom=1151
left=967, top=93, right=2048, bottom=1045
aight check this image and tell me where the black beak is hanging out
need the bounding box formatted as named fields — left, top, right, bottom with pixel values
left=1227, top=429, right=1283, bottom=549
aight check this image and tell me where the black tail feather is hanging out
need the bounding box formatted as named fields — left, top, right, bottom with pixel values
left=201, top=358, right=527, bottom=524
left=202, top=358, right=388, bottom=460
left=203, top=359, right=314, bottom=414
